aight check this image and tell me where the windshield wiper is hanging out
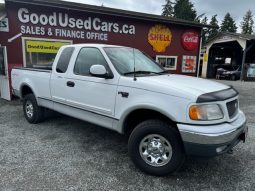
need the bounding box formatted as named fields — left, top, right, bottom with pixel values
left=157, top=70, right=169, bottom=74
left=123, top=70, right=168, bottom=76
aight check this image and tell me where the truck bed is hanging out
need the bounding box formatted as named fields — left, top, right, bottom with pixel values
left=11, top=67, right=52, bottom=100
left=13, top=67, right=52, bottom=73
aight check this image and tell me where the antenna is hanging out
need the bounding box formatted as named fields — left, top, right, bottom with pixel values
left=133, top=48, right=137, bottom=81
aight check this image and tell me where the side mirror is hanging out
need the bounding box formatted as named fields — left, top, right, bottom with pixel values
left=89, top=65, right=113, bottom=79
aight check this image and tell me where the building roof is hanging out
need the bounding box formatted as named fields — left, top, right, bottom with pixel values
left=207, top=32, right=255, bottom=44
left=5, top=0, right=212, bottom=29
left=226, top=32, right=255, bottom=40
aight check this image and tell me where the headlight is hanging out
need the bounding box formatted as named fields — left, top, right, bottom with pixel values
left=189, top=104, right=223, bottom=121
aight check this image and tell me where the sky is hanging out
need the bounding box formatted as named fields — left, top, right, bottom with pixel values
left=64, top=0, right=255, bottom=31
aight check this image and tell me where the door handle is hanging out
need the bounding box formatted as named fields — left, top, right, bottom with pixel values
left=67, top=81, right=75, bottom=87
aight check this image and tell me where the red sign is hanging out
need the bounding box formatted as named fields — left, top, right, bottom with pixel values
left=181, top=32, right=199, bottom=51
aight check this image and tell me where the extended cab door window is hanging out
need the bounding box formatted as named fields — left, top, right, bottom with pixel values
left=73, top=47, right=112, bottom=76
left=56, top=47, right=75, bottom=73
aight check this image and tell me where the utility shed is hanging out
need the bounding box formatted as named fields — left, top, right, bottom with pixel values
left=202, top=32, right=255, bottom=81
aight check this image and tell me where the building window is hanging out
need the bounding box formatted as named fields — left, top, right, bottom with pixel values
left=0, top=47, right=6, bottom=75
left=156, top=55, right=177, bottom=70
left=22, top=38, right=72, bottom=68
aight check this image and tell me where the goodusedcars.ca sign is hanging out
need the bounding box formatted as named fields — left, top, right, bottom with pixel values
left=17, top=8, right=136, bottom=41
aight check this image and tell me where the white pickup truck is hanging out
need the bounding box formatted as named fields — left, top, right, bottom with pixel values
left=12, top=44, right=247, bottom=176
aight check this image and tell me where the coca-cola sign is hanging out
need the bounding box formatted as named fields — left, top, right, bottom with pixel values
left=181, top=32, right=199, bottom=51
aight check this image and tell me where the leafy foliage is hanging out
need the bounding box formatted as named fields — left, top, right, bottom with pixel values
left=173, top=0, right=197, bottom=21
left=201, top=16, right=209, bottom=44
left=207, top=15, right=219, bottom=40
left=162, top=0, right=174, bottom=17
left=240, top=10, right=254, bottom=34
left=220, top=13, right=237, bottom=33
left=161, top=0, right=200, bottom=22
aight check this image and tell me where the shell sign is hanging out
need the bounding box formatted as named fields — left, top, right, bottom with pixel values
left=148, top=24, right=172, bottom=53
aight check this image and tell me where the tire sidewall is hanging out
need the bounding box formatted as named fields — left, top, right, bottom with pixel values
left=23, top=94, right=39, bottom=123
left=128, top=120, right=185, bottom=176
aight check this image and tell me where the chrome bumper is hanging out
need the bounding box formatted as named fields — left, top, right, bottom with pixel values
left=177, top=111, right=247, bottom=145
left=177, top=111, right=247, bottom=156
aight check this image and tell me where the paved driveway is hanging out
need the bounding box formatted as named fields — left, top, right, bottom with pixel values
left=0, top=80, right=254, bottom=190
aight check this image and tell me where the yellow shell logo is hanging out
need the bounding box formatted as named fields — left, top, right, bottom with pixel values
left=148, top=24, right=172, bottom=53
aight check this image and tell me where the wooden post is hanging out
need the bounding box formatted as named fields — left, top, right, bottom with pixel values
left=240, top=41, right=255, bottom=81
left=240, top=42, right=247, bottom=81
left=197, top=29, right=203, bottom=77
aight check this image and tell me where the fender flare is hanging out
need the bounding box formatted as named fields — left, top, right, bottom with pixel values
left=117, top=104, right=177, bottom=134
left=20, top=83, right=36, bottom=99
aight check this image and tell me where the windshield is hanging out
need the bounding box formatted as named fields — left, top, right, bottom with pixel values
left=104, top=47, right=165, bottom=76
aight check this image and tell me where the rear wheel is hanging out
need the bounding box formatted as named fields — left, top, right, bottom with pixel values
left=23, top=94, right=45, bottom=124
left=128, top=119, right=185, bottom=176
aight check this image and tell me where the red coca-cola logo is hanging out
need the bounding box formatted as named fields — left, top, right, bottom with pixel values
left=181, top=32, right=199, bottom=51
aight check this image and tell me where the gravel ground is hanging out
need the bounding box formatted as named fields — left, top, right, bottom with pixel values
left=0, top=80, right=254, bottom=191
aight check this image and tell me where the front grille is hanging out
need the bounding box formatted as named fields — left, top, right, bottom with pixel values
left=226, top=99, right=238, bottom=118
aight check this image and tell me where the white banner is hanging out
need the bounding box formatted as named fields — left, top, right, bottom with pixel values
left=0, top=18, right=9, bottom=32
left=17, top=8, right=136, bottom=41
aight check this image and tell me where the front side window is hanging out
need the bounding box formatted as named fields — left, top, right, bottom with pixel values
left=74, top=48, right=109, bottom=76
left=104, top=47, right=165, bottom=76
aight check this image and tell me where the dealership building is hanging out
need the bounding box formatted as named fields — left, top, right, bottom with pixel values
left=0, top=0, right=208, bottom=100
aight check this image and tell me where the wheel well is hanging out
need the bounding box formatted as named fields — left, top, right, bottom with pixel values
left=123, top=109, right=177, bottom=135
left=21, top=85, right=33, bottom=99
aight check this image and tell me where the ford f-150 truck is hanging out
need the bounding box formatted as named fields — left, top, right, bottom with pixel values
left=12, top=44, right=248, bottom=176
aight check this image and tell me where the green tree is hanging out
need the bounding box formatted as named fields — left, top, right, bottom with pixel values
left=173, top=0, right=197, bottom=21
left=220, top=13, right=237, bottom=33
left=162, top=0, right=174, bottom=17
left=201, top=16, right=209, bottom=44
left=208, top=15, right=219, bottom=40
left=240, top=10, right=254, bottom=34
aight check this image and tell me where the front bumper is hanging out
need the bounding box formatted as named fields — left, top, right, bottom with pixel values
left=177, top=111, right=247, bottom=157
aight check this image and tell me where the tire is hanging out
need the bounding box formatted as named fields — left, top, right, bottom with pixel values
left=23, top=94, right=45, bottom=124
left=231, top=75, right=236, bottom=81
left=128, top=119, right=185, bottom=176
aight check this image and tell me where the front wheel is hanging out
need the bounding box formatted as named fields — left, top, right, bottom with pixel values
left=128, top=119, right=185, bottom=176
left=23, top=94, right=45, bottom=124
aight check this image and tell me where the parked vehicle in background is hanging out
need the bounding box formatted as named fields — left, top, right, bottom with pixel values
left=11, top=44, right=248, bottom=176
left=216, top=65, right=241, bottom=81
left=247, top=64, right=255, bottom=78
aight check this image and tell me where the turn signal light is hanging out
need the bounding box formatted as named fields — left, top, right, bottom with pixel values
left=189, top=105, right=200, bottom=120
left=189, top=104, right=223, bottom=121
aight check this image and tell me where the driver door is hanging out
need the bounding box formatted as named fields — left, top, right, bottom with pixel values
left=65, top=47, right=118, bottom=118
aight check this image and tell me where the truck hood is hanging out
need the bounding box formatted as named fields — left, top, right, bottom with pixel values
left=119, top=74, right=230, bottom=101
